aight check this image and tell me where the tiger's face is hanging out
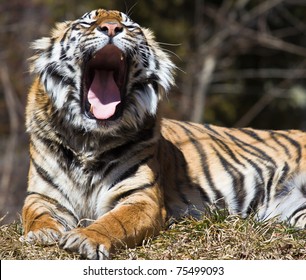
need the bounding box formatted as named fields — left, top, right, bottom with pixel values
left=31, top=9, right=174, bottom=134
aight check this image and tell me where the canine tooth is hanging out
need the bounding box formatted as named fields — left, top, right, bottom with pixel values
left=120, top=54, right=124, bottom=61
left=90, top=105, right=93, bottom=113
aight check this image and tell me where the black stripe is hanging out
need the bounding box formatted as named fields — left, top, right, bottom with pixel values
left=240, top=153, right=265, bottom=184
left=44, top=63, right=75, bottom=88
left=32, top=211, right=50, bottom=221
left=276, top=132, right=302, bottom=164
left=149, top=73, right=159, bottom=82
left=239, top=128, right=278, bottom=152
left=71, top=25, right=80, bottom=31
left=32, top=137, right=77, bottom=173
left=239, top=128, right=265, bottom=143
left=64, top=91, right=79, bottom=108
left=133, top=69, right=142, bottom=78
left=112, top=174, right=159, bottom=204
left=86, top=226, right=111, bottom=239
left=278, top=162, right=290, bottom=185
left=152, top=81, right=159, bottom=93
left=108, top=155, right=154, bottom=190
left=46, top=38, right=55, bottom=59
left=26, top=210, right=50, bottom=230
left=102, top=141, right=155, bottom=179
left=292, top=212, right=306, bottom=227
left=208, top=136, right=247, bottom=168
left=184, top=122, right=247, bottom=169
left=32, top=158, right=59, bottom=188
left=31, top=137, right=72, bottom=171
left=269, top=131, right=291, bottom=157
left=95, top=245, right=101, bottom=260
left=162, top=121, right=183, bottom=141
left=213, top=147, right=246, bottom=211
left=27, top=191, right=58, bottom=205
left=289, top=204, right=306, bottom=225
left=246, top=178, right=265, bottom=215
left=224, top=132, right=277, bottom=167
left=66, top=63, right=76, bottom=74
left=155, top=57, right=160, bottom=70
left=49, top=208, right=74, bottom=230
left=196, top=185, right=211, bottom=205
left=176, top=122, right=225, bottom=207
left=239, top=153, right=265, bottom=214
left=203, top=124, right=223, bottom=137
left=26, top=192, right=79, bottom=225
left=60, top=29, right=69, bottom=44
left=31, top=158, right=74, bottom=208
left=130, top=82, right=146, bottom=93
left=109, top=212, right=128, bottom=237
left=59, top=52, right=68, bottom=61
left=27, top=192, right=79, bottom=226
left=163, top=138, right=194, bottom=206
left=102, top=161, right=118, bottom=179
left=265, top=166, right=276, bottom=209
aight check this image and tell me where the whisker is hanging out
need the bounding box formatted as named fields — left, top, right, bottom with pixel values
left=160, top=47, right=182, bottom=61
left=126, top=2, right=139, bottom=18
left=156, top=41, right=182, bottom=47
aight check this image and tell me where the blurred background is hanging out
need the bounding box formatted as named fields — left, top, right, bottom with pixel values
left=1, top=0, right=306, bottom=225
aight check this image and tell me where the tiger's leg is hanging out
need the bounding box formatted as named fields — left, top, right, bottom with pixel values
left=59, top=189, right=166, bottom=259
left=21, top=193, right=77, bottom=245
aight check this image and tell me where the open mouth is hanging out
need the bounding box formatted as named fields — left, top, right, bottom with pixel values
left=83, top=45, right=128, bottom=121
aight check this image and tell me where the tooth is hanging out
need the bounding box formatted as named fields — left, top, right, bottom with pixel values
left=120, top=54, right=124, bottom=61
left=90, top=105, right=93, bottom=113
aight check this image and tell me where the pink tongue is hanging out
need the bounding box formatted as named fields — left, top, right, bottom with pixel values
left=87, top=70, right=121, bottom=120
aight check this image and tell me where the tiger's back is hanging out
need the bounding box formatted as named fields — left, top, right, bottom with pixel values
left=160, top=119, right=306, bottom=225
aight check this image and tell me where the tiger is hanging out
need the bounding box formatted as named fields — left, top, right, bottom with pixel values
left=21, top=8, right=306, bottom=260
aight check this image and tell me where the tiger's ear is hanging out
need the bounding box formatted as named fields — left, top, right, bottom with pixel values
left=29, top=21, right=72, bottom=74
left=51, top=21, right=72, bottom=38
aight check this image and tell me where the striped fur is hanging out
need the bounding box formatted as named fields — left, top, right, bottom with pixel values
left=21, top=9, right=306, bottom=259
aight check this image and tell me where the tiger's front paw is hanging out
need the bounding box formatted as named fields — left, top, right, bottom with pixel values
left=59, top=228, right=110, bottom=260
left=20, top=228, right=61, bottom=245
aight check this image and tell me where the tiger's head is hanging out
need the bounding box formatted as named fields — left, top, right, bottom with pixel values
left=29, top=9, right=174, bottom=136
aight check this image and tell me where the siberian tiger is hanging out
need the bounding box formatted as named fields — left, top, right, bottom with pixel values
left=21, top=8, right=306, bottom=259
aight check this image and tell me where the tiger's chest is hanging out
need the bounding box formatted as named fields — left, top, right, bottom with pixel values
left=59, top=153, right=145, bottom=222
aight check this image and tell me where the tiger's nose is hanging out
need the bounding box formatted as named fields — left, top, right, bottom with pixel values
left=97, top=22, right=123, bottom=37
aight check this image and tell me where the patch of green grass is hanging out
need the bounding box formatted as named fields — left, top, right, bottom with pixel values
left=1, top=214, right=306, bottom=260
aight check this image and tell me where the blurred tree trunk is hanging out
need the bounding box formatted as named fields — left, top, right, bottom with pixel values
left=191, top=53, right=217, bottom=122
left=0, top=64, right=20, bottom=212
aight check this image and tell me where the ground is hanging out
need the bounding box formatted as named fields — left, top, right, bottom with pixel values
left=1, top=213, right=306, bottom=260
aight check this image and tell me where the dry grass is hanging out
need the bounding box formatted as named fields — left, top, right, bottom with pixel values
left=1, top=213, right=306, bottom=260
left=0, top=219, right=80, bottom=260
